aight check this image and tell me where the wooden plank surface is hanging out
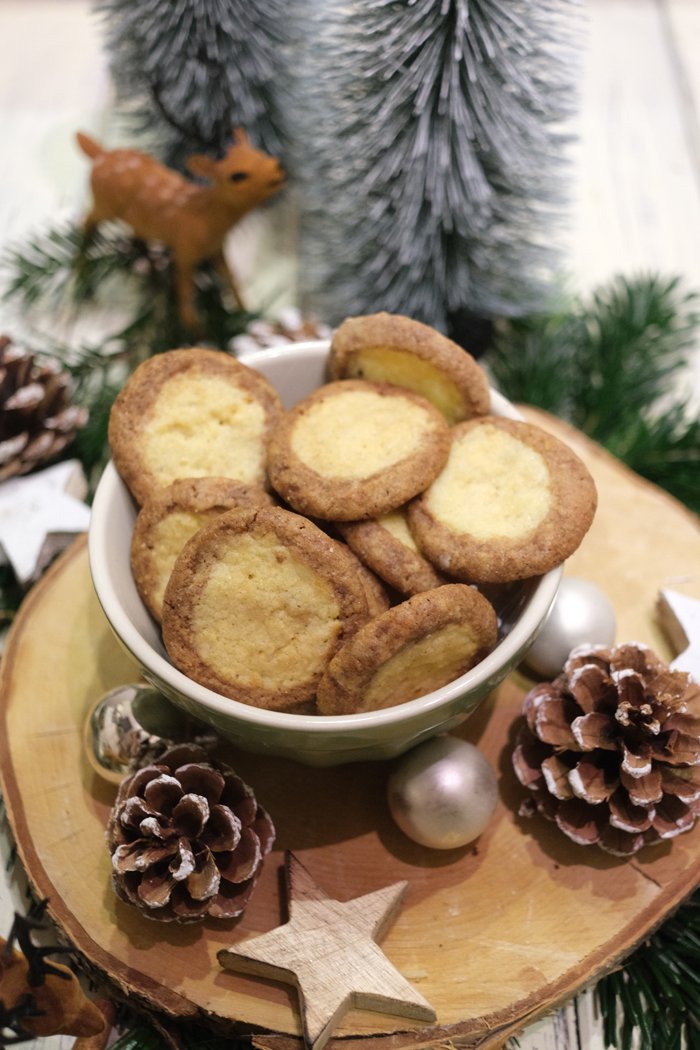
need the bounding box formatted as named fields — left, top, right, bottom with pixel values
left=569, top=0, right=700, bottom=404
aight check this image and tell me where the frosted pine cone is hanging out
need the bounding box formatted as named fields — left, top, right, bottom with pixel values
left=229, top=307, right=332, bottom=355
left=513, top=643, right=700, bottom=856
left=107, top=744, right=275, bottom=922
left=0, top=335, right=88, bottom=480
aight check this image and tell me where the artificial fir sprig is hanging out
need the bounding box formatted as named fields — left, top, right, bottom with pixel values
left=487, top=273, right=700, bottom=513
left=3, top=221, right=146, bottom=307
left=2, top=220, right=254, bottom=348
left=1, top=219, right=254, bottom=486
left=597, top=898, right=700, bottom=1050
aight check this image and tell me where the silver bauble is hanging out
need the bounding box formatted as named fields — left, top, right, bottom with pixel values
left=84, top=683, right=216, bottom=783
left=387, top=736, right=498, bottom=849
left=525, top=577, right=617, bottom=679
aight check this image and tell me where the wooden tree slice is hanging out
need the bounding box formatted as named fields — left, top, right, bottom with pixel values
left=219, top=852, right=436, bottom=1050
left=1, top=410, right=700, bottom=1050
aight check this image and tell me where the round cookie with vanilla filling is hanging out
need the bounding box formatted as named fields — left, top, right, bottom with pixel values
left=161, top=505, right=372, bottom=711
left=407, top=416, right=597, bottom=583
left=330, top=535, right=392, bottom=615
left=109, top=347, right=283, bottom=505
left=130, top=476, right=275, bottom=623
left=338, top=509, right=448, bottom=597
left=328, top=312, right=490, bottom=424
left=266, top=379, right=451, bottom=521
left=316, top=584, right=498, bottom=714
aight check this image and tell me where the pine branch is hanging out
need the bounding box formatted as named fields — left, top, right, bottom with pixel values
left=569, top=275, right=699, bottom=442
left=597, top=897, right=700, bottom=1049
left=486, top=273, right=700, bottom=513
left=1, top=221, right=254, bottom=493
left=2, top=219, right=255, bottom=341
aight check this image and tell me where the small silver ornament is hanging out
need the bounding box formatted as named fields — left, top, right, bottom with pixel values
left=387, top=736, right=499, bottom=850
left=83, top=683, right=217, bottom=784
left=524, top=577, right=617, bottom=679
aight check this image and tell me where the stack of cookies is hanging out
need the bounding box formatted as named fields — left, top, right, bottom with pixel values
left=109, top=314, right=597, bottom=717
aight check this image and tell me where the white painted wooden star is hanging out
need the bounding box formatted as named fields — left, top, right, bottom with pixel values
left=658, top=589, right=700, bottom=682
left=218, top=851, right=435, bottom=1050
left=0, top=459, right=90, bottom=585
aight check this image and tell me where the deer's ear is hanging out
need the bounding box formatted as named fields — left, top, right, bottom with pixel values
left=186, top=154, right=218, bottom=179
left=232, top=127, right=250, bottom=145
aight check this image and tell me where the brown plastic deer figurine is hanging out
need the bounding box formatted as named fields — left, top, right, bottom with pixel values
left=76, top=128, right=285, bottom=328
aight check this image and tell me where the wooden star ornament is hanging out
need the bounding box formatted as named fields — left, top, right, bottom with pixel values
left=658, top=588, right=700, bottom=682
left=0, top=459, right=90, bottom=585
left=217, top=852, right=436, bottom=1050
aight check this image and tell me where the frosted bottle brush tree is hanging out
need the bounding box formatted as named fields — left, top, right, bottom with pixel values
left=286, top=0, right=580, bottom=331
left=93, top=0, right=287, bottom=164
left=93, top=0, right=579, bottom=332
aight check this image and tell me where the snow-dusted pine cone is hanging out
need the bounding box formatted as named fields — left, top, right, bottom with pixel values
left=0, top=335, right=88, bottom=480
left=107, top=744, right=275, bottom=922
left=229, top=306, right=332, bottom=355
left=513, top=642, right=700, bottom=856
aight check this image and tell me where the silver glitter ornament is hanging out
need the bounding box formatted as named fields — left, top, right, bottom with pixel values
left=524, top=577, right=617, bottom=679
left=83, top=683, right=216, bottom=784
left=387, top=736, right=498, bottom=850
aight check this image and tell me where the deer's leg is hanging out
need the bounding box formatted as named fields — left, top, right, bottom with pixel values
left=174, top=260, right=198, bottom=329
left=212, top=249, right=246, bottom=311
left=76, top=209, right=101, bottom=266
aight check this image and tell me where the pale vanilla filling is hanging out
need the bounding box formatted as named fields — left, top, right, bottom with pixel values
left=192, top=534, right=341, bottom=689
left=291, top=389, right=433, bottom=479
left=355, top=346, right=464, bottom=424
left=426, top=425, right=551, bottom=539
left=142, top=374, right=267, bottom=484
left=362, top=623, right=479, bottom=710
left=377, top=509, right=419, bottom=553
left=150, top=510, right=211, bottom=610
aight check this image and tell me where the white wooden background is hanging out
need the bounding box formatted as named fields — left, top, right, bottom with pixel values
left=1, top=1, right=699, bottom=1048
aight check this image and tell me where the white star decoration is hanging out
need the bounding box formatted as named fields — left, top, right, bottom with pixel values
left=0, top=460, right=90, bottom=585
left=658, top=589, right=700, bottom=683
left=218, top=852, right=435, bottom=1050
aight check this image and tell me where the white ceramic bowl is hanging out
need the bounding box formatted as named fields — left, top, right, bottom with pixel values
left=88, top=341, right=562, bottom=766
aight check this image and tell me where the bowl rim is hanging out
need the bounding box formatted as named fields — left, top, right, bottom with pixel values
left=88, top=340, right=563, bottom=736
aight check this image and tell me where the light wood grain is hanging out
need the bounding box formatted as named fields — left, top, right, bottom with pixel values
left=219, top=853, right=435, bottom=1050
left=0, top=414, right=699, bottom=1050
left=569, top=0, right=700, bottom=295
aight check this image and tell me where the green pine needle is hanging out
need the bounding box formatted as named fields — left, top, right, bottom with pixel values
left=1, top=220, right=255, bottom=348
left=1, top=220, right=255, bottom=494
left=597, top=899, right=700, bottom=1049
left=487, top=273, right=700, bottom=513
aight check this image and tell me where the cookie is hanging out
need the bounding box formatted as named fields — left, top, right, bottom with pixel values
left=338, top=509, right=448, bottom=596
left=328, top=312, right=490, bottom=424
left=266, top=379, right=451, bottom=521
left=407, top=416, right=597, bottom=583
left=130, top=476, right=274, bottom=622
left=161, top=505, right=372, bottom=711
left=331, top=535, right=392, bottom=615
left=109, top=347, right=283, bottom=504
left=316, top=584, right=498, bottom=714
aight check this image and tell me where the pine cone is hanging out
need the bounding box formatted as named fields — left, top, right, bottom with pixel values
left=107, top=744, right=275, bottom=922
left=230, top=307, right=332, bottom=355
left=512, top=642, right=700, bottom=856
left=0, top=335, right=88, bottom=481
